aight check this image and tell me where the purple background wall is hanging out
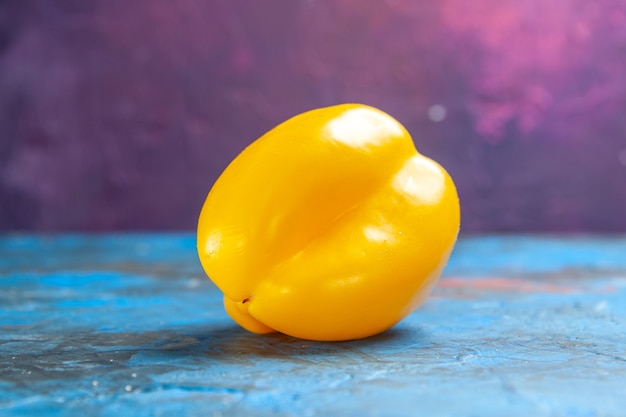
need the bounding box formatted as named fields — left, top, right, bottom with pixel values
left=1, top=0, right=626, bottom=232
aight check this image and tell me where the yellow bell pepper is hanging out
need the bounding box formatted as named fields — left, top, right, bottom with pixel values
left=197, top=103, right=460, bottom=341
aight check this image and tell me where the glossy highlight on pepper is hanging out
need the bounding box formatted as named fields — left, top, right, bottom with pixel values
left=197, top=103, right=460, bottom=341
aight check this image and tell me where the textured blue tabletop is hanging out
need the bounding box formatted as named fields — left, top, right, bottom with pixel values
left=1, top=235, right=626, bottom=417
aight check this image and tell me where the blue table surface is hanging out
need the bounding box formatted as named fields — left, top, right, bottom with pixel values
left=1, top=234, right=626, bottom=417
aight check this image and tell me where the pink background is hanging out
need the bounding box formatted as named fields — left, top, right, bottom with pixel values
left=1, top=0, right=626, bottom=232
